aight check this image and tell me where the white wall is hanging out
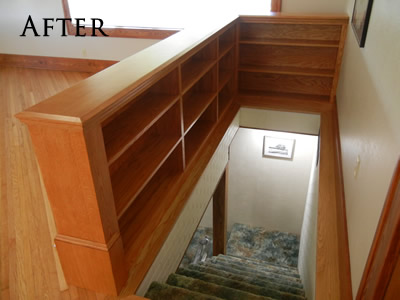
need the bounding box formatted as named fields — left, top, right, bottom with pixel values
left=298, top=148, right=319, bottom=300
left=200, top=108, right=321, bottom=232
left=0, top=0, right=159, bottom=60
left=336, top=0, right=400, bottom=296
left=227, top=128, right=318, bottom=234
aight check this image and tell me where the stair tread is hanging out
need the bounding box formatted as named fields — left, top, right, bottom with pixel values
left=145, top=281, right=223, bottom=300
left=222, top=255, right=299, bottom=271
left=177, top=267, right=306, bottom=300
left=198, top=261, right=303, bottom=289
left=215, top=255, right=300, bottom=278
left=188, top=264, right=305, bottom=296
left=167, top=273, right=275, bottom=300
left=204, top=260, right=302, bottom=284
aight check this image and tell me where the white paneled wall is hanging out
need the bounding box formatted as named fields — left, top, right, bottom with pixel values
left=298, top=148, right=319, bottom=300
left=136, top=112, right=239, bottom=296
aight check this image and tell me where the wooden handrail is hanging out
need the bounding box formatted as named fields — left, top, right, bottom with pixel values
left=16, top=13, right=351, bottom=298
left=317, top=108, right=352, bottom=299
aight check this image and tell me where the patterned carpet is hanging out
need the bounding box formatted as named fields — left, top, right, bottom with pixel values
left=181, top=223, right=300, bottom=268
left=226, top=223, right=300, bottom=268
left=146, top=224, right=304, bottom=299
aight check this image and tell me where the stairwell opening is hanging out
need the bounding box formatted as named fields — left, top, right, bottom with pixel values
left=168, top=109, right=321, bottom=299
left=143, top=109, right=321, bottom=300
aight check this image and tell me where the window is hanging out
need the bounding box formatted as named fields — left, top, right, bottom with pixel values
left=63, top=0, right=282, bottom=39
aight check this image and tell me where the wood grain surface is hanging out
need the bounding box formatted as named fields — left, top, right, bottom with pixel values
left=0, top=66, right=147, bottom=299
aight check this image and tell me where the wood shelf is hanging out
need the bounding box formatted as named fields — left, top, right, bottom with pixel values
left=119, top=143, right=184, bottom=260
left=109, top=103, right=182, bottom=217
left=239, top=38, right=339, bottom=47
left=181, top=60, right=216, bottom=93
left=219, top=70, right=233, bottom=90
left=183, top=65, right=217, bottom=131
left=239, top=65, right=334, bottom=77
left=219, top=78, right=235, bottom=117
left=184, top=99, right=217, bottom=164
left=181, top=39, right=218, bottom=92
left=183, top=92, right=217, bottom=132
left=239, top=22, right=342, bottom=48
left=239, top=71, right=333, bottom=98
left=102, top=69, right=179, bottom=164
left=219, top=25, right=236, bottom=57
left=218, top=47, right=235, bottom=90
left=239, top=43, right=338, bottom=74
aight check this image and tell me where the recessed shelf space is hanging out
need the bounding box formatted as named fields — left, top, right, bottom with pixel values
left=102, top=68, right=179, bottom=164
left=239, top=23, right=341, bottom=47
left=238, top=71, right=333, bottom=99
left=239, top=44, right=337, bottom=77
left=182, top=65, right=217, bottom=132
left=119, top=143, right=184, bottom=261
left=218, top=48, right=235, bottom=89
left=219, top=25, right=236, bottom=56
left=109, top=102, right=182, bottom=217
left=181, top=39, right=218, bottom=92
left=219, top=77, right=235, bottom=117
left=184, top=99, right=217, bottom=164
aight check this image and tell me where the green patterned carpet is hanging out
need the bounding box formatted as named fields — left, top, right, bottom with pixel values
left=145, top=224, right=304, bottom=300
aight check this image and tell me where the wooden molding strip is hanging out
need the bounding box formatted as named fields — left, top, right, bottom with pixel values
left=0, top=54, right=117, bottom=73
left=356, top=158, right=400, bottom=300
left=316, top=109, right=352, bottom=300
left=55, top=232, right=121, bottom=251
left=332, top=102, right=353, bottom=299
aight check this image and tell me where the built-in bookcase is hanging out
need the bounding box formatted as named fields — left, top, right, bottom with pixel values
left=101, top=22, right=238, bottom=271
left=183, top=65, right=218, bottom=132
left=238, top=21, right=343, bottom=102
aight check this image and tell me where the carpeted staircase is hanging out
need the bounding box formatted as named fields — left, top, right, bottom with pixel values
left=145, top=224, right=305, bottom=300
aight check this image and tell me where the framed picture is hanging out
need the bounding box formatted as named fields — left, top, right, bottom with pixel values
left=263, top=136, right=295, bottom=160
left=351, top=0, right=374, bottom=47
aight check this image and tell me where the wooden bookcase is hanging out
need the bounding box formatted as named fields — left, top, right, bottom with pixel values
left=16, top=14, right=348, bottom=297
left=238, top=19, right=347, bottom=103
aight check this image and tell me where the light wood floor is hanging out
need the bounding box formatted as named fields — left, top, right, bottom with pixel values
left=0, top=66, right=142, bottom=300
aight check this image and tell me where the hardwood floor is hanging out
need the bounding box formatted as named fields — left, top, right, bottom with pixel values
left=0, top=66, right=136, bottom=299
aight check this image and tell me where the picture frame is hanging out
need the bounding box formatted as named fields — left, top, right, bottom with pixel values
left=351, top=0, right=374, bottom=47
left=263, top=136, right=295, bottom=160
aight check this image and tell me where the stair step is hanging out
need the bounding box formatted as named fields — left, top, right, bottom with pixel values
left=177, top=267, right=305, bottom=300
left=219, top=255, right=299, bottom=272
left=204, top=260, right=302, bottom=285
left=188, top=264, right=305, bottom=297
left=216, top=255, right=300, bottom=278
left=198, top=261, right=303, bottom=290
left=167, top=273, right=276, bottom=300
left=145, top=281, right=223, bottom=300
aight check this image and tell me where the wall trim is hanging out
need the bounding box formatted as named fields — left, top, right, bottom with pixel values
left=0, top=54, right=117, bottom=73
left=356, top=159, right=400, bottom=300
left=333, top=102, right=353, bottom=299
